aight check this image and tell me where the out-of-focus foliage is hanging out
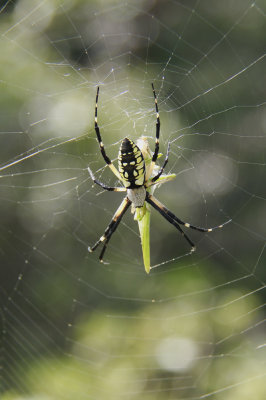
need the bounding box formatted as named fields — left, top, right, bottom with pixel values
left=2, top=275, right=265, bottom=399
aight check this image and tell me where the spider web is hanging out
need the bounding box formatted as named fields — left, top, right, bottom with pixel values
left=0, top=0, right=265, bottom=398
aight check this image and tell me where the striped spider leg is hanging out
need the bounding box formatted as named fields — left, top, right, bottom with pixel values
left=94, top=87, right=124, bottom=183
left=145, top=193, right=231, bottom=253
left=88, top=196, right=131, bottom=263
left=88, top=166, right=126, bottom=193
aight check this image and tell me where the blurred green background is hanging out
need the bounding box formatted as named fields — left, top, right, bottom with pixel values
left=0, top=0, right=265, bottom=399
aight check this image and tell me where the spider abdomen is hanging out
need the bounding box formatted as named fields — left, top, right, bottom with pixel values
left=118, top=138, right=145, bottom=188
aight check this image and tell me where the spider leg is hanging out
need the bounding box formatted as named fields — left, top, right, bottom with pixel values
left=88, top=197, right=131, bottom=262
left=146, top=193, right=195, bottom=250
left=151, top=83, right=160, bottom=169
left=147, top=173, right=176, bottom=189
left=94, top=87, right=123, bottom=182
left=146, top=142, right=171, bottom=187
left=171, top=214, right=231, bottom=233
left=146, top=193, right=231, bottom=235
left=88, top=166, right=126, bottom=192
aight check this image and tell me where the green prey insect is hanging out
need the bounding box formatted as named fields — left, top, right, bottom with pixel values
left=88, top=84, right=230, bottom=273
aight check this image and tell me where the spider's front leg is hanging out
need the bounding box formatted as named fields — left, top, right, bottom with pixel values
left=146, top=193, right=231, bottom=251
left=88, top=196, right=131, bottom=262
left=146, top=193, right=196, bottom=250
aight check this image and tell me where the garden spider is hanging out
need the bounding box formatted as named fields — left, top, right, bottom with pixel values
left=88, top=84, right=230, bottom=273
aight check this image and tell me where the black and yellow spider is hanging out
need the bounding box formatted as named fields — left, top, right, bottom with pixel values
left=88, top=84, right=229, bottom=273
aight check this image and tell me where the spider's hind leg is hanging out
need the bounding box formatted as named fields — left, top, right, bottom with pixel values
left=94, top=87, right=123, bottom=182
left=150, top=83, right=161, bottom=170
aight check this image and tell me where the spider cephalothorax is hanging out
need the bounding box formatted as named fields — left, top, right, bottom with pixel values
left=88, top=84, right=230, bottom=273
